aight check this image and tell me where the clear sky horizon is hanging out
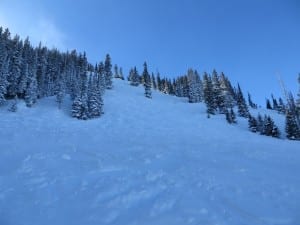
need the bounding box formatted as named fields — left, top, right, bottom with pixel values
left=0, top=0, right=299, bottom=106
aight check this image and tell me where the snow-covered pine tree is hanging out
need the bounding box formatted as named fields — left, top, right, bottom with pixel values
left=104, top=54, right=113, bottom=89
left=285, top=109, right=300, bottom=140
left=248, top=93, right=256, bottom=109
left=88, top=75, right=104, bottom=118
left=24, top=54, right=38, bottom=107
left=278, top=97, right=286, bottom=114
left=263, top=115, right=275, bottom=136
left=130, top=67, right=140, bottom=86
left=248, top=115, right=258, bottom=132
left=7, top=35, right=22, bottom=97
left=143, top=62, right=152, bottom=98
left=212, top=70, right=225, bottom=113
left=296, top=74, right=300, bottom=115
left=119, top=67, right=124, bottom=80
left=55, top=70, right=66, bottom=109
left=151, top=73, right=157, bottom=90
left=236, top=84, right=249, bottom=118
left=257, top=114, right=264, bottom=134
left=0, top=56, right=9, bottom=105
left=187, top=69, right=202, bottom=103
left=225, top=108, right=237, bottom=124
left=266, top=98, right=272, bottom=110
left=230, top=108, right=237, bottom=124
left=36, top=43, right=48, bottom=98
left=219, top=72, right=235, bottom=110
left=271, top=94, right=279, bottom=111
left=97, top=62, right=106, bottom=95
left=114, top=64, right=119, bottom=79
left=203, top=72, right=215, bottom=116
left=187, top=69, right=197, bottom=103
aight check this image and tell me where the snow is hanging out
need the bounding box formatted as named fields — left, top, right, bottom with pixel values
left=0, top=79, right=299, bottom=225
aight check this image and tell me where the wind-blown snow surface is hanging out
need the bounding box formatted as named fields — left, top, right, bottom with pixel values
left=0, top=79, right=300, bottom=225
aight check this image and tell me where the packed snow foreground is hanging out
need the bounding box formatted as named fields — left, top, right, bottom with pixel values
left=0, top=79, right=299, bottom=225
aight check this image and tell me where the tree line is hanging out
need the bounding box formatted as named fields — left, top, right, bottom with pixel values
left=1, top=26, right=299, bottom=140
left=0, top=27, right=114, bottom=120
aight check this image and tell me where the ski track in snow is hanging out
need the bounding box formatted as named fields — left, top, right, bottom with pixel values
left=0, top=79, right=300, bottom=225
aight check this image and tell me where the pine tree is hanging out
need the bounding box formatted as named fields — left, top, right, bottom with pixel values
left=266, top=98, right=272, bottom=110
left=257, top=114, right=264, bottom=134
left=271, top=94, right=278, bottom=111
left=219, top=72, right=234, bottom=109
left=151, top=73, right=157, bottom=90
left=119, top=67, right=124, bottom=80
left=248, top=93, right=256, bottom=109
left=7, top=35, right=22, bottom=97
left=0, top=56, right=9, bottom=105
left=263, top=115, right=275, bottom=136
left=278, top=98, right=286, bottom=114
left=296, top=74, right=300, bottom=115
left=104, top=54, right=113, bottom=89
left=236, top=84, right=249, bottom=118
left=24, top=54, right=38, bottom=107
left=212, top=70, right=225, bottom=113
left=88, top=76, right=103, bottom=118
left=129, top=67, right=140, bottom=86
left=55, top=71, right=65, bottom=109
left=285, top=110, right=300, bottom=140
left=230, top=108, right=237, bottom=123
left=98, top=62, right=106, bottom=95
left=143, top=62, right=152, bottom=98
left=114, top=64, right=119, bottom=78
left=71, top=94, right=89, bottom=120
left=248, top=115, right=258, bottom=132
left=203, top=72, right=215, bottom=116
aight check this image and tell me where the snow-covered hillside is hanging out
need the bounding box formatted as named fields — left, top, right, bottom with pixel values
left=0, top=79, right=299, bottom=225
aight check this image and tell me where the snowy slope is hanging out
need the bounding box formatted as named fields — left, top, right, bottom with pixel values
left=0, top=79, right=299, bottom=225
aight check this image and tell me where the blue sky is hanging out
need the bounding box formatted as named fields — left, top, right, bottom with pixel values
left=0, top=0, right=299, bottom=105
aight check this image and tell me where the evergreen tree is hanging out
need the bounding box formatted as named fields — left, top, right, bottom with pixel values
left=187, top=69, right=202, bottom=103
left=248, top=93, right=256, bottom=109
left=71, top=94, right=89, bottom=120
left=114, top=64, right=119, bottom=78
left=143, top=62, right=152, bottom=98
left=225, top=108, right=237, bottom=124
left=55, top=70, right=65, bottom=109
left=212, top=70, right=225, bottom=113
left=0, top=56, right=9, bottom=105
left=129, top=67, right=140, bottom=86
left=271, top=94, right=278, bottom=111
left=104, top=54, right=113, bottom=89
left=151, top=73, right=157, bottom=90
left=296, top=74, right=300, bottom=115
left=219, top=72, right=234, bottom=109
left=24, top=54, right=38, bottom=107
left=248, top=115, right=258, bottom=132
left=257, top=114, right=264, bottom=134
left=285, top=110, right=300, bottom=140
left=266, top=98, right=272, bottom=110
left=98, top=62, right=106, bottom=95
left=88, top=76, right=104, bottom=118
left=230, top=108, right=237, bottom=123
left=278, top=97, right=286, bottom=114
left=236, top=84, right=249, bottom=118
left=119, top=67, right=124, bottom=80
left=203, top=72, right=215, bottom=116
left=263, top=115, right=275, bottom=136
left=7, top=35, right=22, bottom=97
